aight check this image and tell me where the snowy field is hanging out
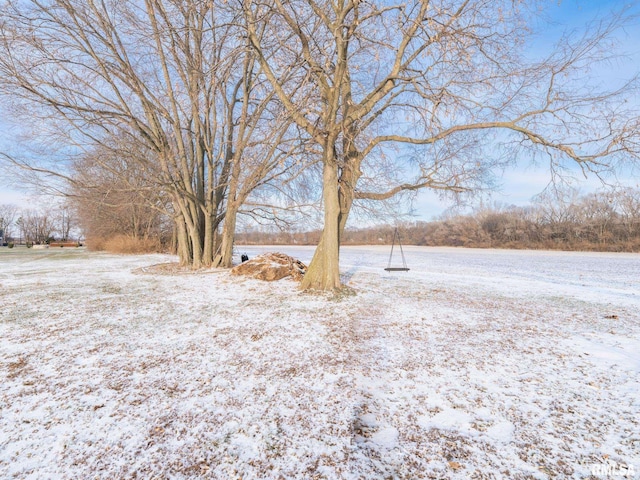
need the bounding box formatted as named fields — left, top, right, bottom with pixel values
left=1, top=245, right=639, bottom=479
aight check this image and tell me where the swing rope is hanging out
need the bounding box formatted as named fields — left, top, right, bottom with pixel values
left=385, top=227, right=410, bottom=272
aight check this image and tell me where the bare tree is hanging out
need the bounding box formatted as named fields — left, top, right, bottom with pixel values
left=613, top=187, right=640, bottom=241
left=0, top=204, right=19, bottom=242
left=56, top=205, right=76, bottom=242
left=18, top=209, right=55, bottom=245
left=243, top=0, right=640, bottom=290
left=70, top=141, right=172, bottom=247
left=0, top=0, right=307, bottom=268
left=212, top=39, right=315, bottom=267
left=533, top=187, right=581, bottom=226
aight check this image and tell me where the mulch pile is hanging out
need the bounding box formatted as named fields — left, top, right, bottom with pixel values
left=230, top=252, right=307, bottom=281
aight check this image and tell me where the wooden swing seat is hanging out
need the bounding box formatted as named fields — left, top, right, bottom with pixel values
left=385, top=228, right=410, bottom=272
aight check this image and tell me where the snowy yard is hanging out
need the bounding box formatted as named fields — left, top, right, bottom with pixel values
left=1, top=245, right=639, bottom=479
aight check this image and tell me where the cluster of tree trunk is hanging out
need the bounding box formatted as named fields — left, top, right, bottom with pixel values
left=1, top=1, right=639, bottom=289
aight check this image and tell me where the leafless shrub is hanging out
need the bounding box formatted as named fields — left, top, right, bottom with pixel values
left=101, top=235, right=162, bottom=255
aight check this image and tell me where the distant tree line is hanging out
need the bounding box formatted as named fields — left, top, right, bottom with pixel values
left=0, top=203, right=78, bottom=246
left=237, top=188, right=640, bottom=252
left=0, top=195, right=173, bottom=253
left=5, top=186, right=639, bottom=253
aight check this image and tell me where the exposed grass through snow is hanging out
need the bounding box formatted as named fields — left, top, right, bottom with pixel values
left=1, top=246, right=639, bottom=479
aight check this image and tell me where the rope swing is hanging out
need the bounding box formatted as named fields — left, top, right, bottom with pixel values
left=385, top=227, right=410, bottom=272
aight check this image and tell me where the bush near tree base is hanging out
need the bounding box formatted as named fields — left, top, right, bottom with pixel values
left=86, top=235, right=162, bottom=254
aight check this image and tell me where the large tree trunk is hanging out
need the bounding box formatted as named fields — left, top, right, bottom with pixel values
left=202, top=210, right=215, bottom=267
left=174, top=196, right=205, bottom=268
left=301, top=155, right=342, bottom=290
left=175, top=210, right=192, bottom=266
left=219, top=202, right=238, bottom=268
left=337, top=149, right=360, bottom=240
left=301, top=141, right=361, bottom=290
left=187, top=224, right=203, bottom=269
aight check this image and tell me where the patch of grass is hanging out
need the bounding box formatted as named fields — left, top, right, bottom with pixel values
left=100, top=284, right=123, bottom=295
left=330, top=284, right=358, bottom=301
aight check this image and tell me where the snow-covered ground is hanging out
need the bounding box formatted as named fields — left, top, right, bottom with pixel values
left=1, top=246, right=639, bottom=479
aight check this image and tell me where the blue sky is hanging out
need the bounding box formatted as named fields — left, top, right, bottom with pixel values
left=1, top=0, right=639, bottom=219
left=412, top=0, right=640, bottom=221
